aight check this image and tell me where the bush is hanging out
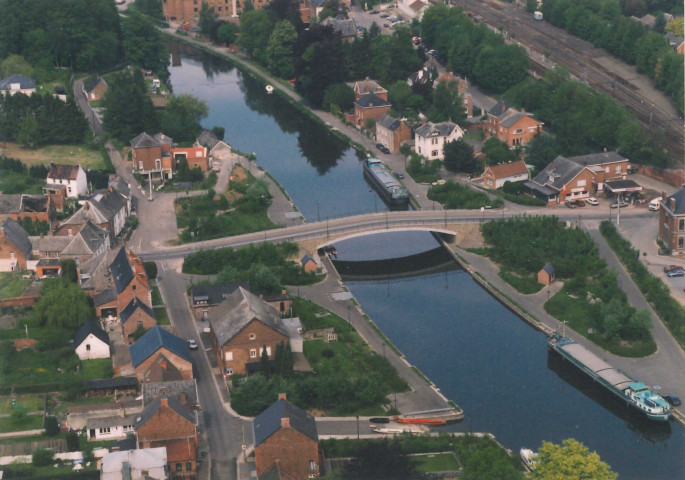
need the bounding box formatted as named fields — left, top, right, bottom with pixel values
left=32, top=448, right=54, bottom=467
left=45, top=416, right=60, bottom=436
left=143, top=261, right=157, bottom=280
left=428, top=181, right=502, bottom=209
left=66, top=431, right=80, bottom=451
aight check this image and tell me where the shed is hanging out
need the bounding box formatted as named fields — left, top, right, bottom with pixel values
left=537, top=263, right=556, bottom=286
left=301, top=254, right=317, bottom=273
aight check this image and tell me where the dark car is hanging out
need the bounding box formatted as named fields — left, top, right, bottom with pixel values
left=666, top=268, right=685, bottom=277
left=664, top=264, right=681, bottom=273
left=576, top=200, right=586, bottom=207
left=380, top=13, right=389, bottom=18
left=663, top=395, right=681, bottom=407
left=565, top=200, right=577, bottom=209
left=376, top=143, right=390, bottom=154
left=370, top=9, right=379, bottom=14
left=395, top=171, right=404, bottom=179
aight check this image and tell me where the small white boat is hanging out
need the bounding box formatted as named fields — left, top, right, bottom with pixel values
left=265, top=85, right=274, bottom=93
left=520, top=448, right=538, bottom=470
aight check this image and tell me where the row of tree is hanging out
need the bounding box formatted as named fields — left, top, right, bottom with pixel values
left=539, top=0, right=683, bottom=113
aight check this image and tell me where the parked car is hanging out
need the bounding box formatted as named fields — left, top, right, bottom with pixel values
left=370, top=9, right=379, bottom=14
left=576, top=200, right=586, bottom=207
left=586, top=197, right=599, bottom=206
left=395, top=171, right=404, bottom=179
left=663, top=264, right=681, bottom=273
left=610, top=200, right=629, bottom=208
left=565, top=200, right=577, bottom=208
left=376, top=143, right=390, bottom=154
left=380, top=13, right=389, bottom=18
left=187, top=339, right=198, bottom=350
left=666, top=268, right=685, bottom=277
left=663, top=395, right=681, bottom=407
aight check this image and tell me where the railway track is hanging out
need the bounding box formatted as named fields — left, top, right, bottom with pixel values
left=457, top=0, right=684, bottom=163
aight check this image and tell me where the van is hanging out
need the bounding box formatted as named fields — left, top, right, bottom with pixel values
left=534, top=11, right=543, bottom=21
left=649, top=197, right=662, bottom=211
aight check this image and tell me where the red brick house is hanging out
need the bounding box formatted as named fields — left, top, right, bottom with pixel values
left=349, top=93, right=392, bottom=128
left=481, top=160, right=530, bottom=190
left=120, top=297, right=157, bottom=341
left=130, top=326, right=193, bottom=383
left=351, top=78, right=387, bottom=100
left=171, top=146, right=210, bottom=173
left=130, top=132, right=174, bottom=181
left=375, top=114, right=413, bottom=153
left=300, top=254, right=317, bottom=274
left=485, top=102, right=543, bottom=147
left=0, top=218, right=32, bottom=272
left=84, top=76, right=108, bottom=102
left=189, top=282, right=249, bottom=321
left=109, top=247, right=152, bottom=313
left=433, top=72, right=473, bottom=117
left=135, top=394, right=198, bottom=479
left=253, top=394, right=320, bottom=479
left=209, top=287, right=290, bottom=376
left=658, top=188, right=685, bottom=256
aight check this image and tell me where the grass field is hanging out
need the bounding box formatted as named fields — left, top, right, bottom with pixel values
left=80, top=358, right=113, bottom=380
left=0, top=412, right=43, bottom=433
left=0, top=276, right=32, bottom=299
left=154, top=307, right=171, bottom=326
left=415, top=453, right=461, bottom=473
left=0, top=395, right=44, bottom=414
left=151, top=286, right=164, bottom=306
left=1, top=143, right=107, bottom=169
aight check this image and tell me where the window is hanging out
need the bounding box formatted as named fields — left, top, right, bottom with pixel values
left=139, top=161, right=143, bottom=170
left=225, top=351, right=233, bottom=361
left=68, top=187, right=72, bottom=194
left=176, top=463, right=182, bottom=472
left=605, top=167, right=609, bottom=173
left=249, top=333, right=256, bottom=340
left=515, top=128, right=523, bottom=134
left=310, top=460, right=317, bottom=471
left=99, top=427, right=111, bottom=434
left=250, top=349, right=257, bottom=359
left=615, top=164, right=621, bottom=173
left=132, top=285, right=136, bottom=291
left=679, top=237, right=684, bottom=248
left=155, top=159, right=161, bottom=170
left=417, top=147, right=421, bottom=153
left=137, top=321, right=143, bottom=329
left=577, top=180, right=586, bottom=187
left=679, top=219, right=685, bottom=231
left=203, top=310, right=208, bottom=318
left=86, top=344, right=91, bottom=351
left=187, top=462, right=192, bottom=471
left=226, top=366, right=233, bottom=374
left=431, top=150, right=438, bottom=157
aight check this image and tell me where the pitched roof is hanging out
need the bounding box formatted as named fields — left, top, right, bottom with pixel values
left=0, top=194, right=23, bottom=214
left=108, top=176, right=131, bottom=198
left=84, top=76, right=106, bottom=93
left=209, top=287, right=289, bottom=348
left=354, top=92, right=391, bottom=109
left=29, top=235, right=71, bottom=253
left=153, top=132, right=173, bottom=145
left=665, top=188, right=685, bottom=215
left=301, top=254, right=315, bottom=266
left=499, top=111, right=532, bottom=128
left=376, top=114, right=401, bottom=131
left=566, top=151, right=627, bottom=167
left=414, top=121, right=459, bottom=138
left=0, top=194, right=43, bottom=215
left=130, top=132, right=159, bottom=149
left=409, top=0, right=426, bottom=10
left=90, top=188, right=128, bottom=219
left=0, top=74, right=35, bottom=90
left=47, top=163, right=82, bottom=181
left=60, top=221, right=109, bottom=257
left=94, top=287, right=118, bottom=307
left=190, top=283, right=248, bottom=306
left=102, top=447, right=167, bottom=475
left=142, top=380, right=198, bottom=406
left=486, top=160, right=529, bottom=179
left=529, top=156, right=584, bottom=193
left=0, top=218, right=32, bottom=259
left=73, top=320, right=110, bottom=348
left=541, top=263, right=555, bottom=275
left=110, top=247, right=134, bottom=294
left=120, top=297, right=156, bottom=325
left=253, top=398, right=318, bottom=447
left=134, top=393, right=196, bottom=428
left=489, top=101, right=510, bottom=117
left=196, top=130, right=220, bottom=149
left=87, top=377, right=138, bottom=391
left=352, top=78, right=386, bottom=96
left=61, top=201, right=109, bottom=227
left=323, top=15, right=358, bottom=37
left=130, top=326, right=191, bottom=368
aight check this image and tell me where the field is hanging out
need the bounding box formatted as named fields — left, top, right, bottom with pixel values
left=0, top=395, right=45, bottom=414
left=1, top=142, right=107, bottom=169
left=80, top=358, right=113, bottom=380
left=415, top=452, right=461, bottom=473
left=0, top=274, right=32, bottom=299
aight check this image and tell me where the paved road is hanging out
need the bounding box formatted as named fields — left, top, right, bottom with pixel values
left=72, top=77, right=103, bottom=138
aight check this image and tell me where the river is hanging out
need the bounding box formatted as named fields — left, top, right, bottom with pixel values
left=167, top=42, right=685, bottom=479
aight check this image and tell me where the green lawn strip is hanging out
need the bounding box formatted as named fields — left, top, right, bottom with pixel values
left=154, top=307, right=171, bottom=326
left=1, top=464, right=100, bottom=479
left=0, top=395, right=45, bottom=414
left=151, top=286, right=164, bottom=306
left=428, top=181, right=503, bottom=209
left=0, top=413, right=43, bottom=433
left=80, top=359, right=113, bottom=380
left=415, top=452, right=461, bottom=473
left=499, top=270, right=544, bottom=294
left=0, top=169, right=44, bottom=194
left=600, top=221, right=685, bottom=350
left=0, top=276, right=30, bottom=299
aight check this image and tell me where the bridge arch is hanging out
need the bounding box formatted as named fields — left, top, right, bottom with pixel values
left=313, top=227, right=456, bottom=252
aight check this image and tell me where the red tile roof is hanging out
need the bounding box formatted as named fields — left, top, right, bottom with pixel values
left=486, top=160, right=529, bottom=179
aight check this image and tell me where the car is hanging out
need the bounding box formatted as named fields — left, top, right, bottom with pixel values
left=380, top=13, right=389, bottom=18
left=666, top=268, right=685, bottom=277
left=586, top=197, right=599, bottom=206
left=375, top=143, right=390, bottom=154
left=428, top=49, right=436, bottom=55
left=575, top=200, right=586, bottom=207
left=370, top=9, right=379, bottom=14
left=395, top=171, right=404, bottom=179
left=610, top=200, right=629, bottom=208
left=663, top=264, right=681, bottom=273
left=663, top=395, right=681, bottom=407
left=187, top=339, right=198, bottom=350
left=565, top=200, right=577, bottom=208
left=383, top=23, right=390, bottom=27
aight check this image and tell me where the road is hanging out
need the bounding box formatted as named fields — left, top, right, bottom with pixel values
left=72, top=77, right=103, bottom=138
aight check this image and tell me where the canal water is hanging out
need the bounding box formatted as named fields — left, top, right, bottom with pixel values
left=167, top=43, right=685, bottom=478
left=168, top=41, right=390, bottom=221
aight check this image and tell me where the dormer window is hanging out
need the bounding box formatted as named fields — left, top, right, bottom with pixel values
left=249, top=333, right=256, bottom=340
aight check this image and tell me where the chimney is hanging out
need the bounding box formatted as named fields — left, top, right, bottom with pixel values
left=281, top=289, right=286, bottom=296
left=259, top=294, right=263, bottom=301
left=671, top=198, right=676, bottom=210
left=520, top=108, right=525, bottom=113
left=278, top=393, right=287, bottom=401
left=160, top=397, right=168, bottom=407
left=604, top=147, right=607, bottom=152
left=281, top=417, right=290, bottom=428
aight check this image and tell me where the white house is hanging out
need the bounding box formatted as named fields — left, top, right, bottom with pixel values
left=87, top=414, right=137, bottom=441
left=0, top=74, right=36, bottom=96
left=481, top=160, right=530, bottom=189
left=46, top=163, right=88, bottom=198
left=414, top=122, right=464, bottom=161
left=398, top=0, right=429, bottom=21
left=101, top=447, right=168, bottom=480
left=73, top=321, right=111, bottom=360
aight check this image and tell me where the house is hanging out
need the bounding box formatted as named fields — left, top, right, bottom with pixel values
left=189, top=282, right=249, bottom=321
left=0, top=194, right=53, bottom=224
left=0, top=74, right=36, bottom=96
left=120, top=297, right=157, bottom=340
left=407, top=67, right=436, bottom=88
left=73, top=320, right=111, bottom=360
left=485, top=102, right=543, bottom=147
left=56, top=187, right=129, bottom=237
left=349, top=93, right=392, bottom=128
left=31, top=220, right=110, bottom=265
left=135, top=394, right=198, bottom=479
left=322, top=8, right=358, bottom=42
left=87, top=413, right=137, bottom=441
left=195, top=129, right=220, bottom=150
left=376, top=114, right=413, bottom=153
left=171, top=146, right=210, bottom=173
left=0, top=218, right=32, bottom=272
left=66, top=399, right=143, bottom=431
left=433, top=72, right=473, bottom=117
left=35, top=258, right=61, bottom=278
left=94, top=287, right=119, bottom=318
left=414, top=121, right=464, bottom=160
left=130, top=326, right=193, bottom=382
left=101, top=447, right=168, bottom=480
left=524, top=152, right=629, bottom=204
left=142, top=380, right=199, bottom=411
left=109, top=247, right=152, bottom=313
left=262, top=289, right=292, bottom=315
left=253, top=394, right=319, bottom=479
left=481, top=160, right=530, bottom=189
left=45, top=163, right=88, bottom=198
left=130, top=132, right=174, bottom=181
left=209, top=287, right=290, bottom=376
left=537, top=263, right=555, bottom=286
left=666, top=32, right=685, bottom=53
left=301, top=254, right=317, bottom=274
left=658, top=188, right=685, bottom=256
left=398, top=0, right=429, bottom=21
left=350, top=77, right=387, bottom=101
left=54, top=86, right=67, bottom=102
left=84, top=76, right=107, bottom=101
left=162, top=0, right=256, bottom=21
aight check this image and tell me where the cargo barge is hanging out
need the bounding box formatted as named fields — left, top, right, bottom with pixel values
left=548, top=334, right=671, bottom=421
left=363, top=158, right=409, bottom=207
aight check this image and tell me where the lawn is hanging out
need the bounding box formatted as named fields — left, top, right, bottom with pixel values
left=499, top=270, right=543, bottom=294
left=0, top=276, right=32, bottom=299
left=0, top=412, right=43, bottom=433
left=151, top=286, right=164, bottom=306
left=415, top=452, right=461, bottom=473
left=80, top=358, right=113, bottom=380
left=0, top=395, right=45, bottom=414
left=1, top=143, right=108, bottom=169
left=154, top=307, right=171, bottom=326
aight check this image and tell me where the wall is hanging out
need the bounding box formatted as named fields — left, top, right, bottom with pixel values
left=75, top=334, right=110, bottom=361
left=122, top=307, right=157, bottom=339
left=134, top=349, right=193, bottom=382
left=255, top=427, right=318, bottom=479
left=216, top=319, right=288, bottom=375
left=0, top=295, right=39, bottom=308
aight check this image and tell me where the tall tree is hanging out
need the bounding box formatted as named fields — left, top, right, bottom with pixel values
left=266, top=20, right=297, bottom=79
left=430, top=79, right=466, bottom=123
left=344, top=438, right=420, bottom=479
left=238, top=9, right=274, bottom=64
left=102, top=69, right=158, bottom=141
left=443, top=139, right=477, bottom=174
left=199, top=2, right=218, bottom=37
left=532, top=439, right=617, bottom=480
left=34, top=279, right=94, bottom=329
left=122, top=11, right=170, bottom=79
left=159, top=93, right=208, bottom=143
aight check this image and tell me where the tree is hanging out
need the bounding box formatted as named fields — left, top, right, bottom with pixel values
left=430, top=79, right=466, bottom=123
left=60, top=259, right=78, bottom=284
left=266, top=20, right=297, bottom=78
left=238, top=9, right=274, bottom=64
left=388, top=81, right=412, bottom=114
left=102, top=70, right=158, bottom=141
left=144, top=261, right=158, bottom=280
left=0, top=54, right=32, bottom=78
left=66, top=431, right=80, bottom=451
left=443, top=139, right=477, bottom=174
left=323, top=83, right=355, bottom=112
left=482, top=137, right=518, bottom=165
left=32, top=448, right=55, bottom=467
left=122, top=12, right=170, bottom=78
left=344, top=438, right=420, bottom=479
left=525, top=133, right=560, bottom=172
left=532, top=439, right=617, bottom=480
left=17, top=114, right=39, bottom=148
left=249, top=264, right=281, bottom=294
left=258, top=345, right=271, bottom=378
left=160, top=94, right=208, bottom=143
left=135, top=0, right=164, bottom=19
left=525, top=0, right=537, bottom=13
left=45, top=415, right=60, bottom=436
left=216, top=22, right=240, bottom=45
left=199, top=2, right=218, bottom=37
left=34, top=279, right=94, bottom=329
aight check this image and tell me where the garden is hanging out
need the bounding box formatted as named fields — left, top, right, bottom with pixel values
left=428, top=180, right=503, bottom=210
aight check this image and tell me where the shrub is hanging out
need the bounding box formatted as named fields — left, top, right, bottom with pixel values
left=32, top=448, right=54, bottom=467
left=143, top=261, right=158, bottom=280
left=45, top=415, right=60, bottom=436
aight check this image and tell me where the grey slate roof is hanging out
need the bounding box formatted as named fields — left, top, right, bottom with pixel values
left=323, top=14, right=357, bottom=38
left=73, top=320, right=110, bottom=349
left=130, top=132, right=160, bottom=149
left=354, top=93, right=391, bottom=109
left=0, top=194, right=44, bottom=215
left=30, top=235, right=71, bottom=253
left=190, top=283, right=249, bottom=306
left=253, top=398, right=318, bottom=447
left=196, top=130, right=220, bottom=149
left=0, top=74, right=35, bottom=90
left=108, top=175, right=131, bottom=198
left=120, top=297, right=156, bottom=325
left=565, top=151, right=627, bottom=167
left=376, top=114, right=401, bottom=132
left=142, top=380, right=198, bottom=407
left=0, top=194, right=22, bottom=214
left=84, top=76, right=105, bottom=93
left=209, top=287, right=289, bottom=348
left=92, top=188, right=128, bottom=219
left=110, top=247, right=134, bottom=294
left=665, top=188, right=685, bottom=215
left=542, top=263, right=555, bottom=275
left=134, top=393, right=196, bottom=429
left=414, top=121, right=458, bottom=138
left=500, top=111, right=530, bottom=128
left=489, top=101, right=510, bottom=117
left=61, top=201, right=109, bottom=226
left=0, top=218, right=32, bottom=260
left=529, top=156, right=584, bottom=193
left=66, top=221, right=109, bottom=255
left=130, top=326, right=191, bottom=368
left=94, top=287, right=118, bottom=307
left=301, top=254, right=315, bottom=266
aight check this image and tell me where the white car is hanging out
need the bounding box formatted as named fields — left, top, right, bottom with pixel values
left=586, top=197, right=599, bottom=206
left=187, top=339, right=198, bottom=350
